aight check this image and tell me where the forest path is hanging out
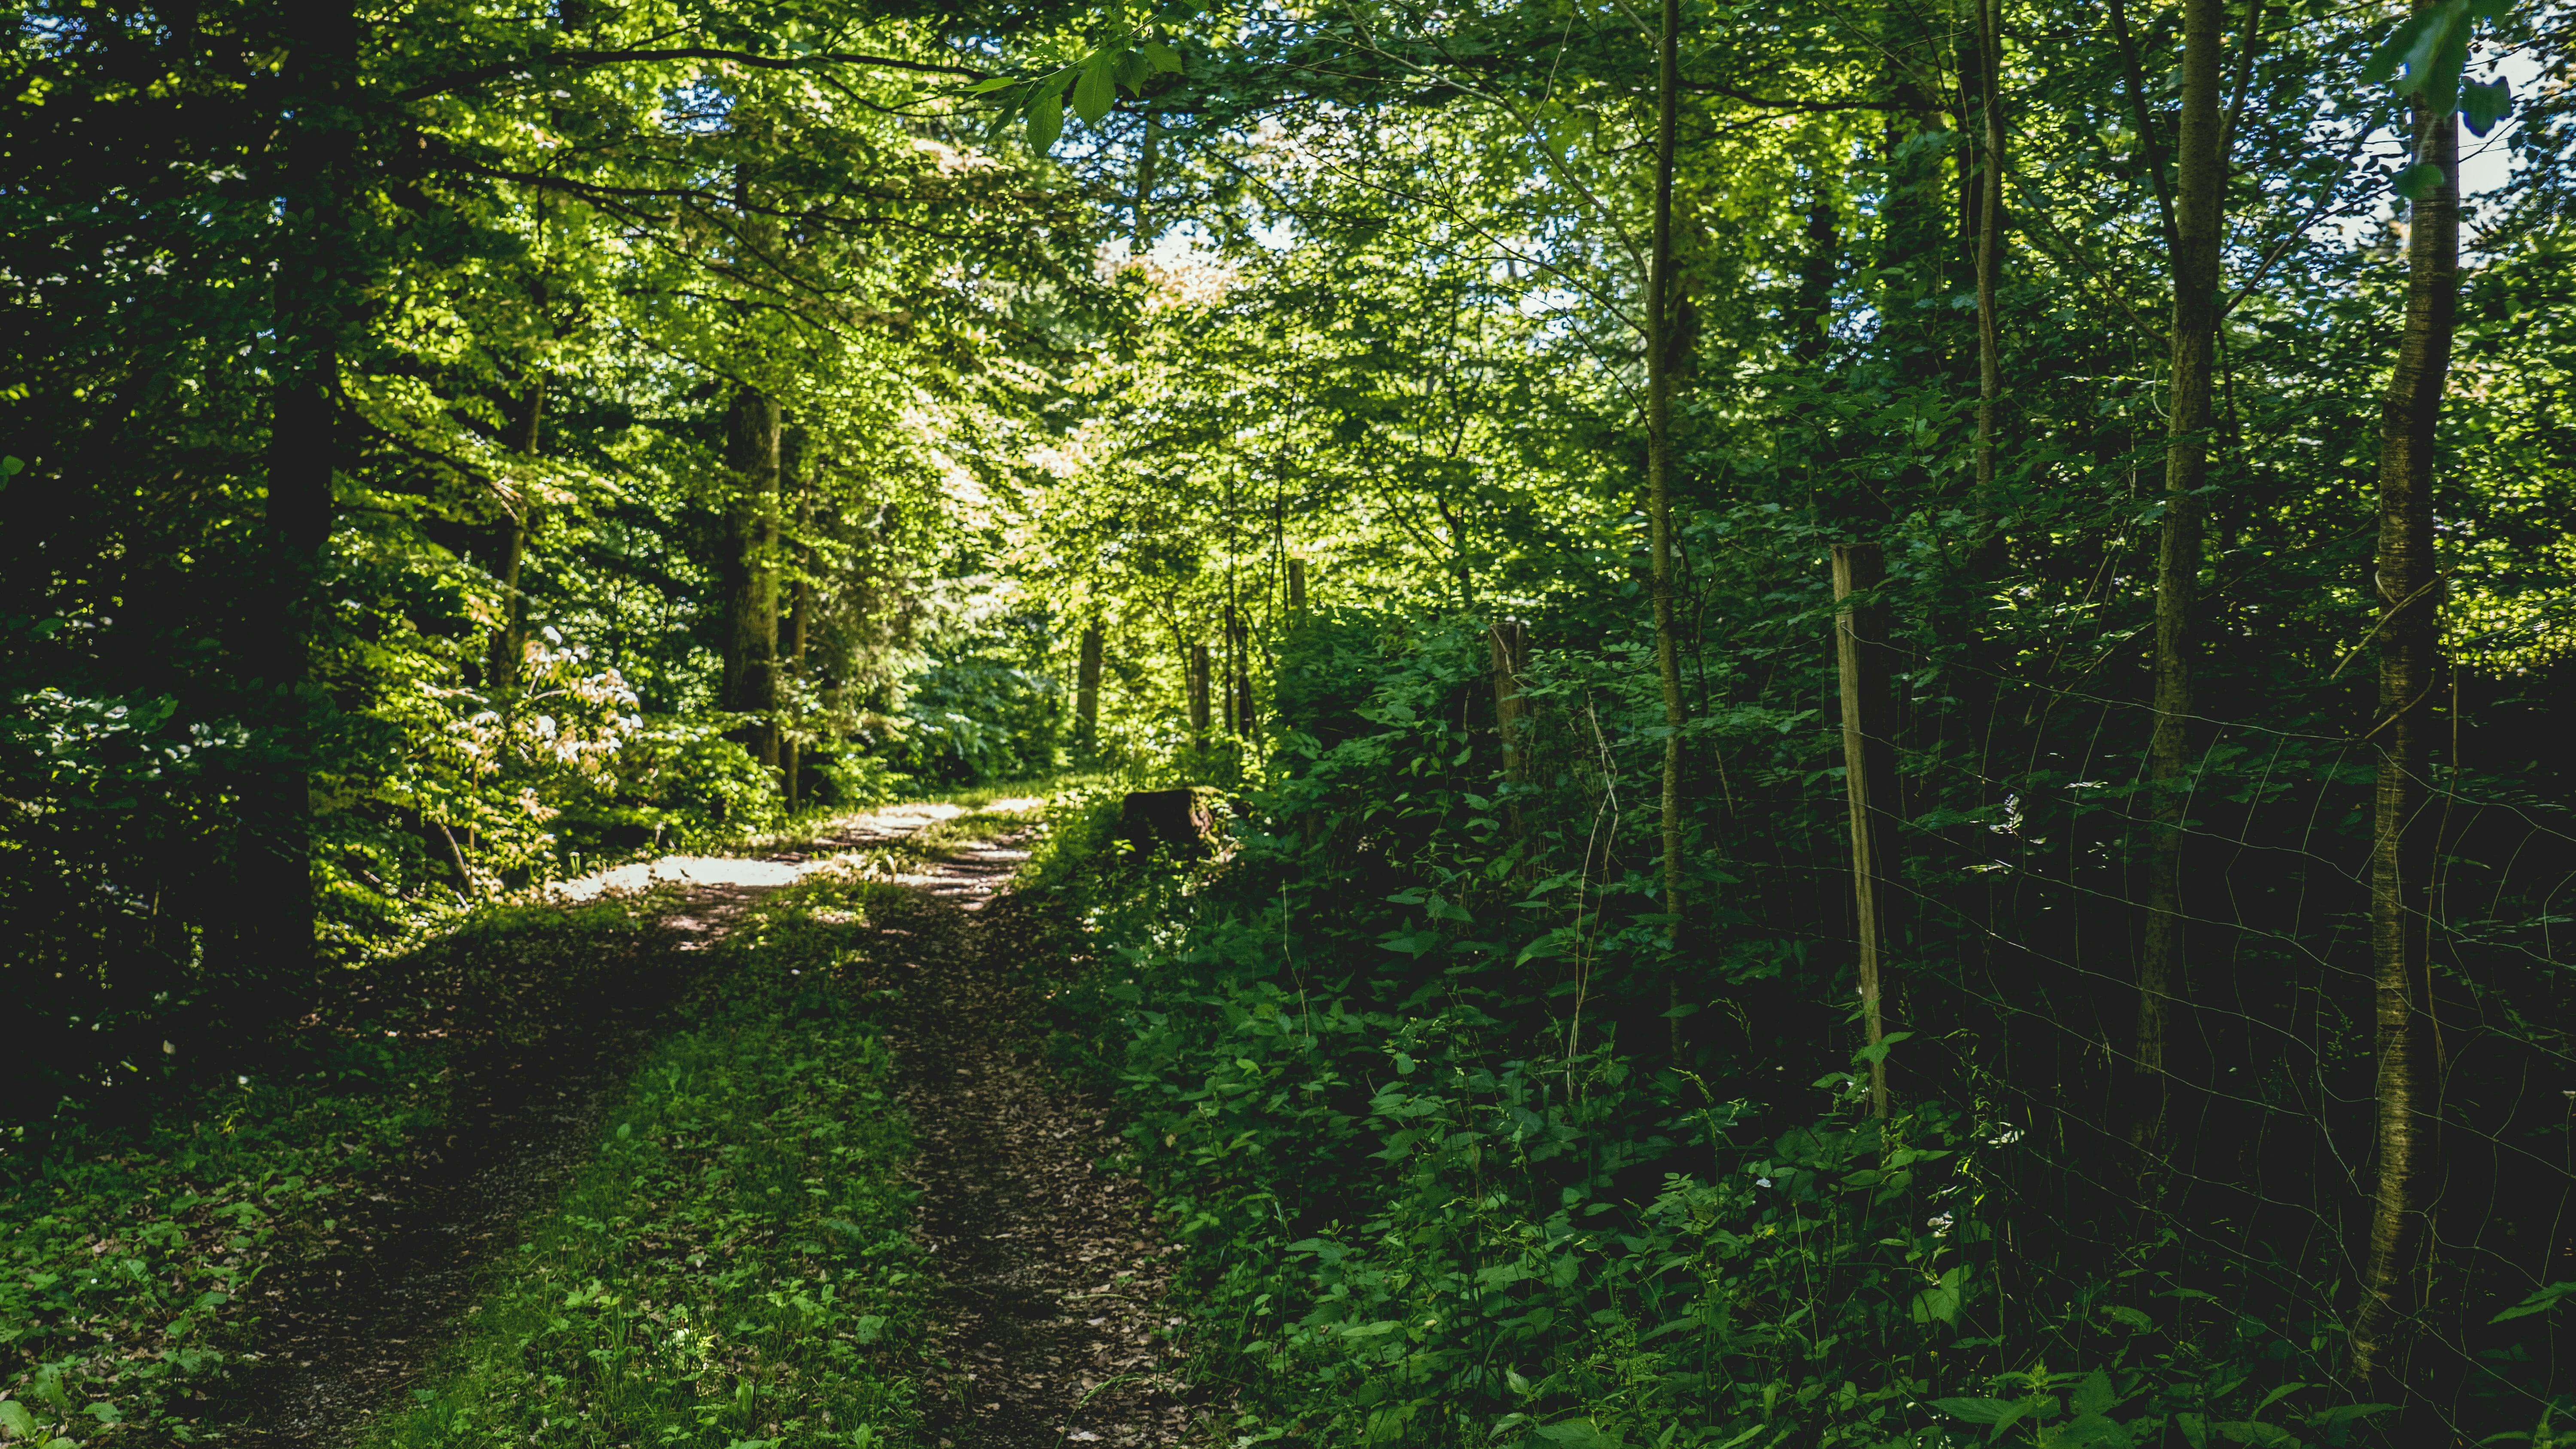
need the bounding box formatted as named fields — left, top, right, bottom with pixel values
left=210, top=801, right=1028, bottom=1449
left=881, top=836, right=1203, bottom=1447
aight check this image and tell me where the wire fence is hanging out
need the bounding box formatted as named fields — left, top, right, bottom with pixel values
left=1474, top=609, right=2576, bottom=1437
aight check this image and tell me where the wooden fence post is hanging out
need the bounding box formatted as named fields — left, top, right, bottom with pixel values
left=1833, top=543, right=1904, bottom=1117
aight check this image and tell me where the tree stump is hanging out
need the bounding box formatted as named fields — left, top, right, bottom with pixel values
left=1118, top=788, right=1217, bottom=862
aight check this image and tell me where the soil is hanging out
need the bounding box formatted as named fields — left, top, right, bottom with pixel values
left=877, top=837, right=1203, bottom=1448
left=206, top=810, right=1203, bottom=1449
left=207, top=1000, right=665, bottom=1447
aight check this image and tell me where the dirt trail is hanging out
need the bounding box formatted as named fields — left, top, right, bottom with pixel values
left=879, top=837, right=1203, bottom=1448
left=210, top=804, right=1015, bottom=1447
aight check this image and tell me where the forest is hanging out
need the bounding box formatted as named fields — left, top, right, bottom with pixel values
left=4, top=0, right=2574, bottom=1444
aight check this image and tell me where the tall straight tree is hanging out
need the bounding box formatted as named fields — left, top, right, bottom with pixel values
left=1644, top=0, right=1686, bottom=1049
left=2352, top=32, right=2464, bottom=1395
left=1969, top=0, right=2005, bottom=510
left=1076, top=620, right=1105, bottom=751
left=2132, top=0, right=2228, bottom=1168
left=484, top=380, right=544, bottom=695
left=721, top=388, right=782, bottom=773
left=240, top=0, right=360, bottom=1015
left=780, top=424, right=811, bottom=806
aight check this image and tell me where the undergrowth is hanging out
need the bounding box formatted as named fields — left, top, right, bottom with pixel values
left=1023, top=625, right=2413, bottom=1449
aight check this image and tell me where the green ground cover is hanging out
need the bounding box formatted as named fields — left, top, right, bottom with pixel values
left=2, top=796, right=1052, bottom=1448
left=359, top=873, right=930, bottom=1449
left=1023, top=759, right=2388, bottom=1449
left=0, top=898, right=665, bottom=1446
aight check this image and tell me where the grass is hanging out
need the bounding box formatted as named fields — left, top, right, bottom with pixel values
left=0, top=897, right=665, bottom=1446
left=358, top=875, right=931, bottom=1449
left=2, top=792, right=1053, bottom=1448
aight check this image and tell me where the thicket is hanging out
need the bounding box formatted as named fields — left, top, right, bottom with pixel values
left=998, top=1, right=2576, bottom=1440
left=1045, top=597, right=2573, bottom=1446
left=1, top=0, right=1113, bottom=1131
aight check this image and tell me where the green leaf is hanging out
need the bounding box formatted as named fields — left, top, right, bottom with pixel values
left=1533, top=1419, right=1615, bottom=1449
left=2462, top=76, right=2513, bottom=136
left=963, top=76, right=1022, bottom=94
left=27, top=1372, right=67, bottom=1416
left=1141, top=39, right=1184, bottom=72
left=2393, top=162, right=2447, bottom=201
left=1025, top=88, right=1063, bottom=153
left=1072, top=57, right=1116, bottom=124
left=1854, top=1030, right=1914, bottom=1066
left=2249, top=1382, right=2308, bottom=1416
left=2212, top=1423, right=2297, bottom=1448
left=0, top=1401, right=38, bottom=1439
left=1340, top=1319, right=1403, bottom=1338
left=2360, top=11, right=2438, bottom=85
left=2100, top=1304, right=2154, bottom=1331
left=2072, top=1369, right=2118, bottom=1416
left=2491, top=1280, right=2576, bottom=1322
left=1911, top=1263, right=1968, bottom=1325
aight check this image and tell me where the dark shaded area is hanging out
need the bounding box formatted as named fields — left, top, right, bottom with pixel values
left=1117, top=788, right=1217, bottom=864
left=205, top=987, right=671, bottom=1447
left=879, top=837, right=1203, bottom=1448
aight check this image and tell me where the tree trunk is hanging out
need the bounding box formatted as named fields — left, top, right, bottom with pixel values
left=238, top=0, right=359, bottom=1019
left=1879, top=6, right=1948, bottom=380
left=1834, top=544, right=1903, bottom=1116
left=1287, top=558, right=1307, bottom=615
left=1132, top=109, right=1160, bottom=258
left=1227, top=605, right=1254, bottom=739
left=780, top=425, right=810, bottom=807
left=485, top=381, right=545, bottom=695
left=721, top=388, right=781, bottom=774
left=1645, top=0, right=1687, bottom=1055
left=1187, top=643, right=1211, bottom=753
left=1793, top=199, right=1837, bottom=365
left=1970, top=0, right=2006, bottom=512
left=2351, top=82, right=2459, bottom=1400
left=1076, top=621, right=1105, bottom=752
left=2135, top=0, right=2227, bottom=1171
left=1491, top=618, right=1529, bottom=851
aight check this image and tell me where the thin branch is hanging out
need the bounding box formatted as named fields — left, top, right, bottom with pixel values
left=2107, top=0, right=2183, bottom=261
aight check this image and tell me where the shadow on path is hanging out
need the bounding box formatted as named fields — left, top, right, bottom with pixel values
left=880, top=839, right=1204, bottom=1448
left=207, top=805, right=989, bottom=1447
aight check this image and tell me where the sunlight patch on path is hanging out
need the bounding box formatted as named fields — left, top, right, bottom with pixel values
left=544, top=801, right=989, bottom=903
